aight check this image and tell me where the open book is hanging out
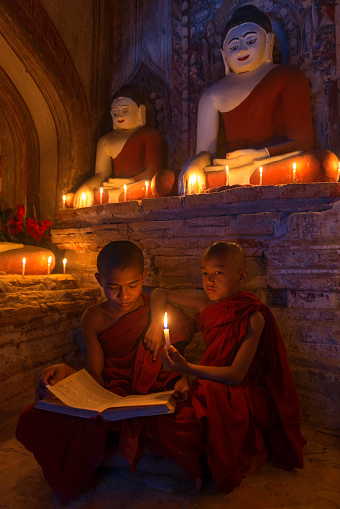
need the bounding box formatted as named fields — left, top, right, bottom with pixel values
left=36, top=369, right=176, bottom=421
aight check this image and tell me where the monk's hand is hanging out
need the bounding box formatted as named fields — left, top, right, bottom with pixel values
left=73, top=186, right=94, bottom=208
left=35, top=363, right=75, bottom=400
left=144, top=321, right=164, bottom=361
left=214, top=148, right=269, bottom=169
left=173, top=375, right=190, bottom=402
left=162, top=345, right=188, bottom=374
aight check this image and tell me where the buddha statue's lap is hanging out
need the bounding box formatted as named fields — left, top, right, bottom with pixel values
left=179, top=5, right=339, bottom=194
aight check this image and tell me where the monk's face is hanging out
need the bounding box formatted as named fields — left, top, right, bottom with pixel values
left=110, top=97, right=142, bottom=130
left=201, top=254, right=246, bottom=302
left=223, top=22, right=267, bottom=73
left=96, top=265, right=146, bottom=313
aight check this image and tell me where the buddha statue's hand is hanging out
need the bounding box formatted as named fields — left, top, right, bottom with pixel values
left=106, top=177, right=134, bottom=189
left=178, top=151, right=211, bottom=195
left=73, top=186, right=94, bottom=208
left=214, top=148, right=269, bottom=169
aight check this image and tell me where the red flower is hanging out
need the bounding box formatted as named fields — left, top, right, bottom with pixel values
left=7, top=204, right=25, bottom=235
left=16, top=204, right=25, bottom=218
left=25, top=216, right=51, bottom=243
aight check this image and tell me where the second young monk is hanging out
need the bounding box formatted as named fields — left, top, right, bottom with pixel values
left=145, top=241, right=306, bottom=494
left=16, top=241, right=196, bottom=504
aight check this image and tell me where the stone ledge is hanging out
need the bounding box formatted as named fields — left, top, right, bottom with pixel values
left=54, top=183, right=339, bottom=228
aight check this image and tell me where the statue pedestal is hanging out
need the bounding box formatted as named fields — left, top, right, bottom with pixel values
left=0, top=245, right=55, bottom=275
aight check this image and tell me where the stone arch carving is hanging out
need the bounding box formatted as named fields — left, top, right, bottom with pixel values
left=0, top=0, right=91, bottom=220
left=129, top=61, right=173, bottom=167
left=0, top=68, right=39, bottom=212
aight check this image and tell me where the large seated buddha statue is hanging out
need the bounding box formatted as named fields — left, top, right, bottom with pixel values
left=179, top=5, right=339, bottom=193
left=69, top=87, right=175, bottom=208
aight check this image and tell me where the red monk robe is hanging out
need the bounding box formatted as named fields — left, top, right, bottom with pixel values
left=16, top=294, right=195, bottom=504
left=147, top=292, right=305, bottom=494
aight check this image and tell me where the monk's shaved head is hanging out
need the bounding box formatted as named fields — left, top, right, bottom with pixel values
left=97, top=241, right=144, bottom=276
left=202, top=241, right=247, bottom=270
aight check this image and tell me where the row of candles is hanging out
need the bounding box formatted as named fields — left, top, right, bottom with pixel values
left=21, top=257, right=67, bottom=276
left=186, top=161, right=340, bottom=194
left=62, top=182, right=150, bottom=208
left=61, top=162, right=340, bottom=205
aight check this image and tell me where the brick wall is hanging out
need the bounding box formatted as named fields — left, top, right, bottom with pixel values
left=48, top=183, right=340, bottom=430
left=0, top=275, right=101, bottom=403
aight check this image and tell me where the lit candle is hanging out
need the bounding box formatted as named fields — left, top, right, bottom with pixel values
left=124, top=184, right=127, bottom=202
left=259, top=166, right=263, bottom=186
left=145, top=181, right=148, bottom=199
left=293, top=162, right=296, bottom=183
left=226, top=165, right=229, bottom=186
left=188, top=174, right=197, bottom=194
left=47, top=255, right=52, bottom=276
left=163, top=312, right=170, bottom=348
left=100, top=187, right=103, bottom=205
left=63, top=258, right=67, bottom=275
left=81, top=192, right=86, bottom=207
left=22, top=257, right=26, bottom=277
left=62, top=195, right=66, bottom=209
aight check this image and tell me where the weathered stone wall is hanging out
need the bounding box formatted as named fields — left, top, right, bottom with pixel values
left=0, top=275, right=101, bottom=403
left=51, top=184, right=340, bottom=430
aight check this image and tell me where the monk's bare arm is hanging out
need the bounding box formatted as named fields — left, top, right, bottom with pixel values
left=144, top=288, right=210, bottom=361
left=81, top=305, right=105, bottom=386
left=162, top=311, right=265, bottom=386
left=151, top=287, right=210, bottom=316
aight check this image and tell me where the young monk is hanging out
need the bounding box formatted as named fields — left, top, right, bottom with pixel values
left=16, top=241, right=198, bottom=504
left=144, top=241, right=306, bottom=494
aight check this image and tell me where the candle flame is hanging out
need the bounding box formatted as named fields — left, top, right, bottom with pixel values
left=62, top=195, right=66, bottom=202
left=124, top=184, right=127, bottom=191
left=188, top=174, right=197, bottom=186
left=164, top=312, right=168, bottom=329
left=260, top=166, right=263, bottom=175
left=100, top=187, right=103, bottom=196
left=145, top=181, right=148, bottom=189
left=22, top=257, right=26, bottom=265
left=63, top=258, right=67, bottom=266
left=48, top=256, right=52, bottom=264
left=293, top=162, right=296, bottom=171
left=226, top=165, right=229, bottom=174
left=82, top=192, right=86, bottom=200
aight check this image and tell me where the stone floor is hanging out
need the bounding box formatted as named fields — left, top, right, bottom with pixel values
left=1, top=391, right=340, bottom=509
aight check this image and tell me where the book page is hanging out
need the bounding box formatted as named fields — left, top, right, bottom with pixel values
left=110, top=391, right=174, bottom=408
left=46, top=369, right=174, bottom=414
left=46, top=369, right=123, bottom=412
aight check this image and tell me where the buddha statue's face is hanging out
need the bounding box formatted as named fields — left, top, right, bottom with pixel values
left=110, top=97, right=143, bottom=130
left=223, top=22, right=268, bottom=74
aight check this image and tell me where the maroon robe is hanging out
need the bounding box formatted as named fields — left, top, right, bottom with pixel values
left=148, top=292, right=305, bottom=493
left=16, top=294, right=194, bottom=504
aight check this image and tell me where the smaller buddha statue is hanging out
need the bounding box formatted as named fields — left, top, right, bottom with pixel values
left=71, top=87, right=167, bottom=208
left=179, top=5, right=338, bottom=193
